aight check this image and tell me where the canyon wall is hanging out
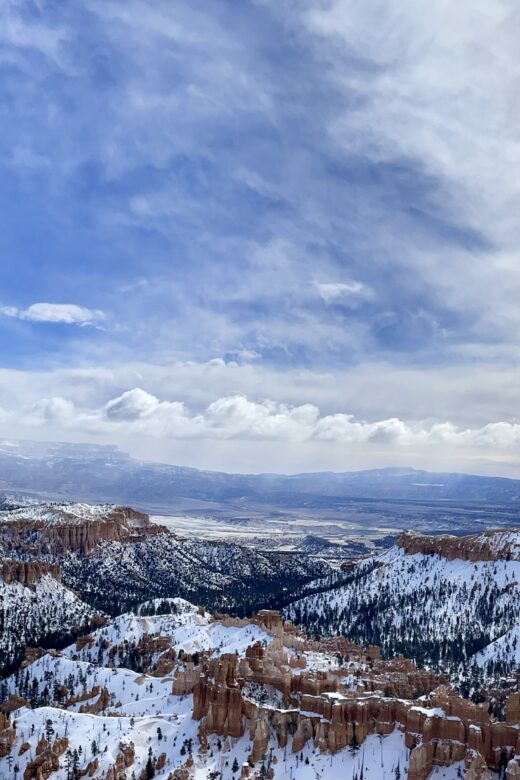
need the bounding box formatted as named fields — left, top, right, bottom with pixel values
left=0, top=560, right=62, bottom=586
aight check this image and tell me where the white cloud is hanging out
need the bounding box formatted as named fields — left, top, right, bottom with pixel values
left=298, top=0, right=520, bottom=244
left=314, top=281, right=368, bottom=303
left=0, top=359, right=519, bottom=472
left=32, top=397, right=76, bottom=421
left=1, top=303, right=105, bottom=326
left=104, top=388, right=162, bottom=420
left=12, top=387, right=520, bottom=458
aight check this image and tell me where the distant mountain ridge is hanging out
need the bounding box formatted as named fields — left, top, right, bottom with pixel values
left=1, top=438, right=520, bottom=506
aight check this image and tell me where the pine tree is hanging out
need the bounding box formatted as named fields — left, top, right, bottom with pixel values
left=45, top=718, right=54, bottom=744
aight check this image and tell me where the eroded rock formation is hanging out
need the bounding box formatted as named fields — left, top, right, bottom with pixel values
left=1, top=560, right=62, bottom=586
left=0, top=505, right=165, bottom=556
left=190, top=611, right=520, bottom=778
left=396, top=528, right=520, bottom=562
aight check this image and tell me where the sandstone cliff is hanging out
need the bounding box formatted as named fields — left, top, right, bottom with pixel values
left=1, top=560, right=61, bottom=586
left=0, top=504, right=163, bottom=556
left=396, top=528, right=520, bottom=562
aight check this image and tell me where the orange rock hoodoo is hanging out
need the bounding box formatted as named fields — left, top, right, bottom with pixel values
left=0, top=505, right=165, bottom=557
left=189, top=612, right=520, bottom=780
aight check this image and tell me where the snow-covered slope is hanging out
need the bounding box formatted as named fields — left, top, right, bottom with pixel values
left=0, top=502, right=116, bottom=525
left=60, top=531, right=331, bottom=615
left=0, top=600, right=422, bottom=779
left=0, top=596, right=511, bottom=779
left=285, top=534, right=520, bottom=683
left=1, top=703, right=417, bottom=780
left=473, top=624, right=520, bottom=669
left=0, top=573, right=100, bottom=674
left=61, top=598, right=270, bottom=671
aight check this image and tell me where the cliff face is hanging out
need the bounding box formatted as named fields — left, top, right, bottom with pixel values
left=0, top=560, right=61, bottom=586
left=396, top=528, right=520, bottom=562
left=0, top=504, right=162, bottom=556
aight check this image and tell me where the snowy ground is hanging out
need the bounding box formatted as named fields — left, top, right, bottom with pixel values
left=62, top=598, right=270, bottom=668
left=0, top=501, right=116, bottom=524
left=1, top=703, right=412, bottom=780
left=473, top=624, right=520, bottom=667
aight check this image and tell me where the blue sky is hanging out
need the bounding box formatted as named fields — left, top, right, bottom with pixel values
left=0, top=0, right=519, bottom=474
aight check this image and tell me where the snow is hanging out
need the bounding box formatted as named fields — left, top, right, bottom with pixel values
left=0, top=598, right=416, bottom=779
left=0, top=501, right=116, bottom=525
left=0, top=574, right=99, bottom=672
left=5, top=653, right=175, bottom=714
left=285, top=541, right=520, bottom=679
left=0, top=703, right=413, bottom=780
left=473, top=624, right=520, bottom=667
left=61, top=599, right=270, bottom=667
left=0, top=592, right=508, bottom=779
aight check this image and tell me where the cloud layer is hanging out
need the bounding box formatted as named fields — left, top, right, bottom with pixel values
left=3, top=385, right=519, bottom=463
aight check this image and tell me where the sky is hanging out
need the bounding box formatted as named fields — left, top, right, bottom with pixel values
left=0, top=0, right=519, bottom=475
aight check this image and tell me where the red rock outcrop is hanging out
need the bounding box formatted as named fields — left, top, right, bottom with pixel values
left=507, top=693, right=520, bottom=725
left=85, top=758, right=99, bottom=777
left=1, top=693, right=28, bottom=713
left=105, top=742, right=135, bottom=780
left=172, top=662, right=200, bottom=695
left=79, top=686, right=111, bottom=714
left=396, top=528, right=520, bottom=562
left=23, top=736, right=68, bottom=780
left=194, top=656, right=244, bottom=739
left=1, top=560, right=61, bottom=586
left=0, top=505, right=166, bottom=557
left=0, top=712, right=15, bottom=758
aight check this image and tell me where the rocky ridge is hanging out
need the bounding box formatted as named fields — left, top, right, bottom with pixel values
left=0, top=502, right=154, bottom=555
left=188, top=611, right=520, bottom=779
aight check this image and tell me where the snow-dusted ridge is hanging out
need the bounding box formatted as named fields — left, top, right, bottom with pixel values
left=0, top=499, right=333, bottom=619
left=61, top=598, right=270, bottom=670
left=1, top=596, right=512, bottom=779
left=286, top=529, right=520, bottom=684
left=0, top=502, right=118, bottom=525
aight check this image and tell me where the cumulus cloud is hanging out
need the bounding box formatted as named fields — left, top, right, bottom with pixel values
left=104, top=388, right=162, bottom=420
left=13, top=387, right=520, bottom=458
left=0, top=1, right=519, bottom=476
left=31, top=396, right=76, bottom=422
left=1, top=303, right=105, bottom=326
